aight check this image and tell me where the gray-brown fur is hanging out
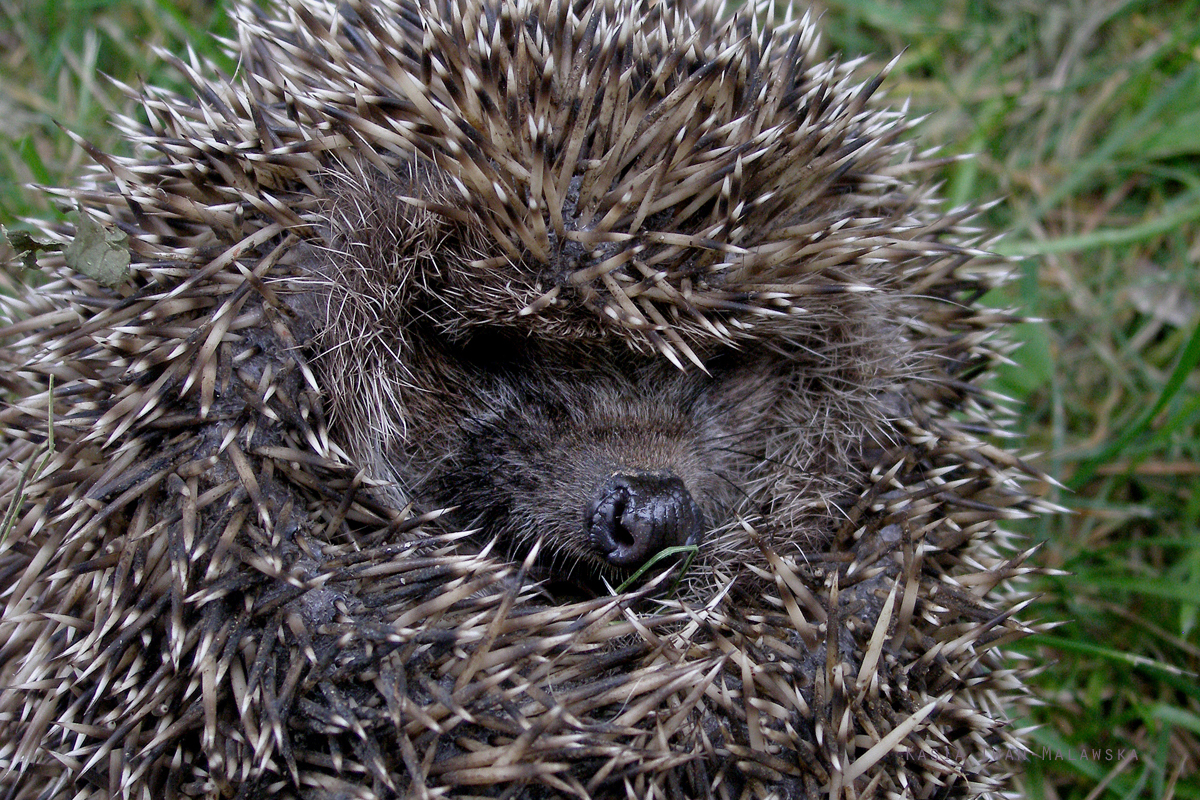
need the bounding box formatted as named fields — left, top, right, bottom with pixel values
left=0, top=0, right=1050, bottom=797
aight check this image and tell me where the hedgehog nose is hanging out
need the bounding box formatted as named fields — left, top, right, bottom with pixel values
left=586, top=473, right=705, bottom=569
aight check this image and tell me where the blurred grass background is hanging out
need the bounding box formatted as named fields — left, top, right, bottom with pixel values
left=1, top=0, right=1198, bottom=797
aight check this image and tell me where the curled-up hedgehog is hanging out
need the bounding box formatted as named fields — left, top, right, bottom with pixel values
left=0, top=0, right=1052, bottom=797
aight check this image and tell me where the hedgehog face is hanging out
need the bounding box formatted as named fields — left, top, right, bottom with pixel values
left=306, top=171, right=891, bottom=585
left=307, top=147, right=903, bottom=585
left=387, top=335, right=789, bottom=581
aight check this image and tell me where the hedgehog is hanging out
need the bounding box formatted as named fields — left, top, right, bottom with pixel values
left=0, top=0, right=1050, bottom=797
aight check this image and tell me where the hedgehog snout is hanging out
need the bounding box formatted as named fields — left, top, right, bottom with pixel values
left=586, top=473, right=705, bottom=569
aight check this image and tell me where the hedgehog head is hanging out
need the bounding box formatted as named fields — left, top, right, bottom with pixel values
left=235, top=0, right=990, bottom=581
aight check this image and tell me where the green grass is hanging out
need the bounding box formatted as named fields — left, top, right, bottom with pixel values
left=0, top=0, right=234, bottom=226
left=2, top=0, right=1199, bottom=797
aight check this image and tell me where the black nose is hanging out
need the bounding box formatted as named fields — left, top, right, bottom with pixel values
left=586, top=473, right=705, bottom=569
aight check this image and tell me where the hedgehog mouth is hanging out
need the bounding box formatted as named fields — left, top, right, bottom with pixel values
left=522, top=543, right=702, bottom=604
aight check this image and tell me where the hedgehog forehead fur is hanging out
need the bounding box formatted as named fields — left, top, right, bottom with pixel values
left=0, top=0, right=1050, bottom=798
